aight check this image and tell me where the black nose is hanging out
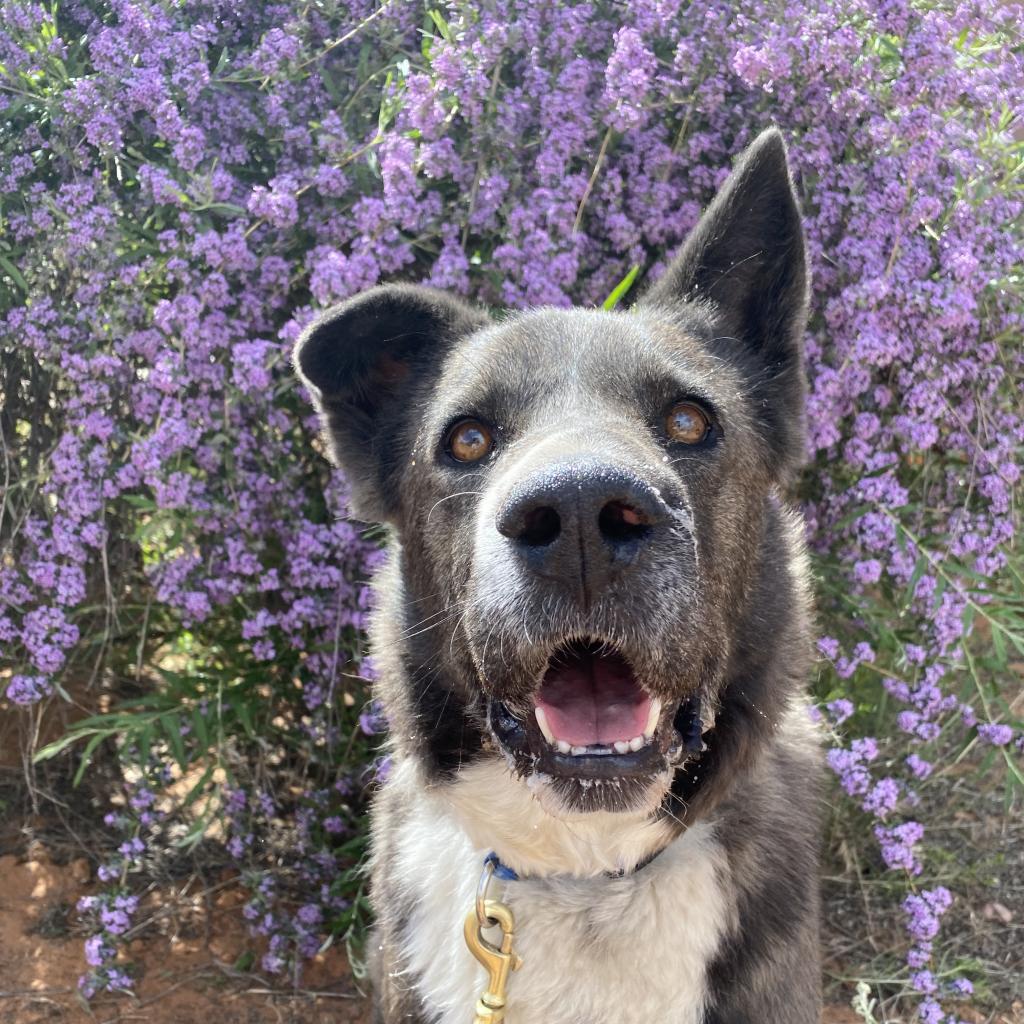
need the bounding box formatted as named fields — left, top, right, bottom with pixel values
left=495, top=461, right=667, bottom=596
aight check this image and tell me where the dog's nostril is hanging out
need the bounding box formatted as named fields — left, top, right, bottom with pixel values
left=599, top=500, right=650, bottom=544
left=519, top=506, right=561, bottom=547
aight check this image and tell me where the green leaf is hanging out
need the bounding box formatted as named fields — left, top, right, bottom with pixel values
left=33, top=728, right=101, bottom=763
left=0, top=254, right=29, bottom=292
left=192, top=707, right=209, bottom=749
left=236, top=699, right=254, bottom=737
left=122, top=494, right=157, bottom=509
left=160, top=712, right=188, bottom=770
left=181, top=763, right=215, bottom=810
left=73, top=732, right=110, bottom=786
left=234, top=950, right=255, bottom=972
left=427, top=9, right=454, bottom=43
left=602, top=264, right=640, bottom=310
left=991, top=620, right=1007, bottom=667
left=190, top=201, right=247, bottom=216
left=177, top=805, right=216, bottom=849
left=319, top=65, right=344, bottom=105
left=377, top=70, right=396, bottom=135
left=138, top=724, right=152, bottom=768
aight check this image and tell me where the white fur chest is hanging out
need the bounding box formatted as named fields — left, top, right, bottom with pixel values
left=384, top=761, right=734, bottom=1024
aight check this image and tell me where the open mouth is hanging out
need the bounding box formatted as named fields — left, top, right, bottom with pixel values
left=489, top=639, right=703, bottom=783
left=535, top=643, right=660, bottom=754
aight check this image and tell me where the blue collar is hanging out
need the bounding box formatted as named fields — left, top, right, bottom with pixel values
left=484, top=845, right=666, bottom=882
left=484, top=851, right=521, bottom=881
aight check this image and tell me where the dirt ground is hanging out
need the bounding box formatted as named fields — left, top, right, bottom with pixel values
left=0, top=849, right=370, bottom=1024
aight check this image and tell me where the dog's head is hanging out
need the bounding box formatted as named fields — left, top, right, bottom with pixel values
left=294, top=129, right=809, bottom=816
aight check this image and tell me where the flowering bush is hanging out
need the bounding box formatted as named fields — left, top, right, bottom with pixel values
left=1, top=0, right=1021, bottom=1017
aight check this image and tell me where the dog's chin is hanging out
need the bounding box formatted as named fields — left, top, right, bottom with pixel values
left=485, top=639, right=704, bottom=814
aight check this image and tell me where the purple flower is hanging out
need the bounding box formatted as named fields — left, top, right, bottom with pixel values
left=374, top=755, right=393, bottom=784
left=817, top=636, right=840, bottom=660
left=261, top=953, right=286, bottom=974
left=876, top=821, right=925, bottom=874
left=977, top=723, right=1014, bottom=747
left=84, top=934, right=115, bottom=967
left=5, top=675, right=53, bottom=705
left=250, top=28, right=301, bottom=76
left=100, top=907, right=132, bottom=935
left=903, top=887, right=952, bottom=942
left=731, top=42, right=790, bottom=91
left=826, top=698, right=854, bottom=724
left=297, top=904, right=321, bottom=927
left=852, top=559, right=882, bottom=585
left=863, top=777, right=901, bottom=818
left=117, top=837, right=145, bottom=861
left=603, top=28, right=657, bottom=131
left=911, top=969, right=937, bottom=995
left=105, top=968, right=134, bottom=992
left=359, top=700, right=387, bottom=736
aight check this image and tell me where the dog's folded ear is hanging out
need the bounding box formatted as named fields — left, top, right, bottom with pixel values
left=293, top=283, right=489, bottom=521
left=639, top=128, right=809, bottom=477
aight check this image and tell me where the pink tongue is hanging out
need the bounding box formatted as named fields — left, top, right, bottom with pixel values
left=535, top=652, right=650, bottom=746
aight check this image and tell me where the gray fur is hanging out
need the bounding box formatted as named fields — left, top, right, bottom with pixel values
left=294, top=128, right=822, bottom=1023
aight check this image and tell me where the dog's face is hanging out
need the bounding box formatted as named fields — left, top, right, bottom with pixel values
left=295, top=129, right=808, bottom=816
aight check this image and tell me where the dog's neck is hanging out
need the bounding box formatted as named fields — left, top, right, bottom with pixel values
left=435, top=757, right=680, bottom=878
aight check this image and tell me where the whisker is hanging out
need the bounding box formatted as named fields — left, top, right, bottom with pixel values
left=426, top=491, right=484, bottom=523
left=448, top=606, right=471, bottom=661
left=399, top=612, right=462, bottom=645
left=393, top=607, right=453, bottom=640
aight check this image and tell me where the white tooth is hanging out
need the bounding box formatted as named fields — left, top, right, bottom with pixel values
left=628, top=735, right=645, bottom=752
left=556, top=740, right=572, bottom=754
left=613, top=740, right=630, bottom=754
left=570, top=745, right=588, bottom=756
left=535, top=706, right=555, bottom=744
left=645, top=698, right=662, bottom=738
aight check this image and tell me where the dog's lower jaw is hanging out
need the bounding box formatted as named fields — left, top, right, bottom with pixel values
left=523, top=764, right=676, bottom=826
left=484, top=730, right=681, bottom=820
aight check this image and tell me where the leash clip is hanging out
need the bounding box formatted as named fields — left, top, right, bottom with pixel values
left=465, top=859, right=522, bottom=1023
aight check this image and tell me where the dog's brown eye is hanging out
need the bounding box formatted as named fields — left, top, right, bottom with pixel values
left=666, top=402, right=711, bottom=444
left=447, top=419, right=494, bottom=463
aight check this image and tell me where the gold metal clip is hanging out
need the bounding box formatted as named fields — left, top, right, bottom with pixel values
left=463, top=898, right=522, bottom=1023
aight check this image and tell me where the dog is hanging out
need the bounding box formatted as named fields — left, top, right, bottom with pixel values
left=294, top=127, right=822, bottom=1024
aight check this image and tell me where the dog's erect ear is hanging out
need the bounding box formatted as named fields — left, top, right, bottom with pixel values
left=293, top=283, right=489, bottom=521
left=639, top=128, right=809, bottom=476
